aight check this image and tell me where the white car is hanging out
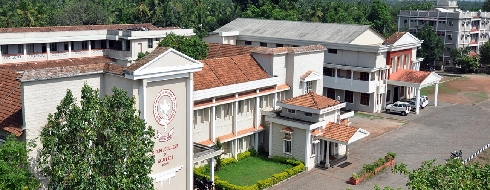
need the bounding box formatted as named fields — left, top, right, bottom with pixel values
left=386, top=102, right=411, bottom=116
left=410, top=96, right=429, bottom=109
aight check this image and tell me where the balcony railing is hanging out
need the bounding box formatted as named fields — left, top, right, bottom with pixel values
left=323, top=75, right=379, bottom=93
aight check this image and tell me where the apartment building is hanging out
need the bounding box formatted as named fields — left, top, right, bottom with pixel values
left=205, top=18, right=442, bottom=114
left=398, top=0, right=490, bottom=66
left=0, top=24, right=194, bottom=66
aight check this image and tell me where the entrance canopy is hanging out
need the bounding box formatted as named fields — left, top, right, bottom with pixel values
left=387, top=69, right=442, bottom=88
left=314, top=122, right=370, bottom=145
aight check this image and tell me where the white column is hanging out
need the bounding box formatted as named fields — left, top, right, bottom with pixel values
left=186, top=73, right=194, bottom=190
left=269, top=122, right=273, bottom=157
left=68, top=41, right=72, bottom=58
left=335, top=69, right=338, bottom=83
left=211, top=104, right=216, bottom=142
left=345, top=144, right=349, bottom=160
left=350, top=70, right=353, bottom=85
left=46, top=43, right=51, bottom=60
left=138, top=79, right=147, bottom=120
left=210, top=157, right=215, bottom=182
left=233, top=100, right=238, bottom=135
left=305, top=132, right=311, bottom=170
left=273, top=92, right=277, bottom=110
left=88, top=40, right=92, bottom=57
left=434, top=82, right=439, bottom=107
left=255, top=95, right=260, bottom=128
left=254, top=132, right=259, bottom=152
left=326, top=141, right=330, bottom=167
left=416, top=87, right=421, bottom=114
left=23, top=44, right=27, bottom=62
left=233, top=139, right=238, bottom=159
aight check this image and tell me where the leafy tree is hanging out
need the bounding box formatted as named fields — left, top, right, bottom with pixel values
left=458, top=55, right=479, bottom=73
left=159, top=33, right=209, bottom=60
left=16, top=0, right=37, bottom=27
left=449, top=46, right=471, bottom=66
left=367, top=0, right=391, bottom=36
left=480, top=41, right=490, bottom=66
left=136, top=51, right=150, bottom=61
left=50, top=0, right=109, bottom=26
left=0, top=134, right=40, bottom=190
left=415, top=23, right=444, bottom=69
left=393, top=158, right=490, bottom=189
left=38, top=84, right=155, bottom=189
left=483, top=0, right=490, bottom=12
left=214, top=138, right=223, bottom=171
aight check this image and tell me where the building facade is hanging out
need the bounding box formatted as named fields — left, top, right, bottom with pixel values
left=205, top=18, right=442, bottom=114
left=398, top=0, right=490, bottom=66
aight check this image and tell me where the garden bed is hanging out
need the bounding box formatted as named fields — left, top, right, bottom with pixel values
left=194, top=150, right=305, bottom=190
left=349, top=152, right=397, bottom=185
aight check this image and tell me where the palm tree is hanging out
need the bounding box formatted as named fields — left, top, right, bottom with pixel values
left=16, top=1, right=37, bottom=27
left=135, top=1, right=150, bottom=22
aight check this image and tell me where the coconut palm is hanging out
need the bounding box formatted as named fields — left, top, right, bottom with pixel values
left=16, top=0, right=37, bottom=27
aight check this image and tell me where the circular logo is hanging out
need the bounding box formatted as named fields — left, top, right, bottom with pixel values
left=153, top=89, right=177, bottom=132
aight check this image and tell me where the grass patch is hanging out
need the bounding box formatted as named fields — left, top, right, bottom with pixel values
left=354, top=112, right=383, bottom=120
left=463, top=92, right=489, bottom=105
left=212, top=155, right=294, bottom=186
left=420, top=77, right=465, bottom=96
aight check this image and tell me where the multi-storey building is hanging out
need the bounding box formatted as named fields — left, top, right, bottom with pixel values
left=398, top=0, right=490, bottom=66
left=205, top=18, right=442, bottom=114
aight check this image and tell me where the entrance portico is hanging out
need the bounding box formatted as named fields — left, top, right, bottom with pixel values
left=387, top=69, right=443, bottom=114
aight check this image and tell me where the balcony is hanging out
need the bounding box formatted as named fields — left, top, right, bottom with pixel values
left=323, top=75, right=379, bottom=93
left=2, top=54, right=23, bottom=64
left=105, top=49, right=132, bottom=60
left=26, top=52, right=47, bottom=61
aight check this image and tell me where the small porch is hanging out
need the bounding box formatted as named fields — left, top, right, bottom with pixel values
left=311, top=122, right=370, bottom=168
left=387, top=69, right=442, bottom=114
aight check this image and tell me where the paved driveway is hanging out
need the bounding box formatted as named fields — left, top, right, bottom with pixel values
left=269, top=100, right=490, bottom=190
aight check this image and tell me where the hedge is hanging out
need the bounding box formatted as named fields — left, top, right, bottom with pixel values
left=194, top=151, right=304, bottom=190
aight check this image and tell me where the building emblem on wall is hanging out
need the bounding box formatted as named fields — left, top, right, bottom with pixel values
left=153, top=89, right=177, bottom=142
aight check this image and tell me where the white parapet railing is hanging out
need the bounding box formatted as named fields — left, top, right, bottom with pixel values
left=462, top=143, right=490, bottom=165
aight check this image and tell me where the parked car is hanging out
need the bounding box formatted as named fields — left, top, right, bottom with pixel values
left=410, top=95, right=429, bottom=108
left=386, top=102, right=411, bottom=116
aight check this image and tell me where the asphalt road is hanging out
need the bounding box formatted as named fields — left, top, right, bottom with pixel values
left=269, top=100, right=490, bottom=190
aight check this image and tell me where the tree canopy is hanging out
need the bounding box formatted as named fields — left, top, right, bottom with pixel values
left=415, top=23, right=445, bottom=69
left=480, top=41, right=490, bottom=66
left=38, top=84, right=155, bottom=189
left=393, top=158, right=490, bottom=189
left=159, top=33, right=209, bottom=60
left=0, top=134, right=40, bottom=190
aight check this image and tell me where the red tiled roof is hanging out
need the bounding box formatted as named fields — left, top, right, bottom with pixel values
left=251, top=45, right=325, bottom=54
left=207, top=43, right=254, bottom=59
left=470, top=29, right=479, bottom=32
left=383, top=32, right=406, bottom=45
left=126, top=47, right=170, bottom=72
left=311, top=129, right=322, bottom=136
left=198, top=125, right=265, bottom=146
left=300, top=70, right=314, bottom=80
left=319, top=122, right=359, bottom=143
left=281, top=127, right=294, bottom=133
left=469, top=52, right=478, bottom=57
left=194, top=54, right=270, bottom=91
left=0, top=69, right=24, bottom=136
left=388, top=69, right=431, bottom=84
left=281, top=92, right=340, bottom=110
left=470, top=41, right=478, bottom=45
left=0, top=24, right=178, bottom=33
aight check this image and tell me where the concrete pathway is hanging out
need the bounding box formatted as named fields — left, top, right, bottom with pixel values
left=269, top=100, right=490, bottom=190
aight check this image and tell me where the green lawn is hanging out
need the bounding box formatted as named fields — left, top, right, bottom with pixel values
left=212, top=155, right=294, bottom=186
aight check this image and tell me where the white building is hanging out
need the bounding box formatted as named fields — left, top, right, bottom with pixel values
left=205, top=18, right=442, bottom=114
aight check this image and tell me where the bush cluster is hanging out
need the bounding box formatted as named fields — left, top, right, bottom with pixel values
left=351, top=152, right=397, bottom=180
left=194, top=152, right=305, bottom=190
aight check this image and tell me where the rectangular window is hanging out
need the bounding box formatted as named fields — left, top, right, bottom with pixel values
left=360, top=93, right=370, bottom=106
left=148, top=38, right=153, bottom=48
left=216, top=105, right=222, bottom=119
left=305, top=81, right=312, bottom=94
left=305, top=112, right=313, bottom=117
left=245, top=41, right=252, bottom=45
left=238, top=101, right=243, bottom=113
left=360, top=72, right=369, bottom=81
left=447, top=34, right=452, bottom=40
left=126, top=40, right=131, bottom=51
left=276, top=44, right=283, bottom=47
left=155, top=38, right=160, bottom=41
left=287, top=109, right=296, bottom=114
left=17, top=45, right=23, bottom=54
left=400, top=86, right=405, bottom=97
left=1, top=45, right=8, bottom=55
left=346, top=70, right=352, bottom=79
left=323, top=67, right=333, bottom=77
left=64, top=42, right=69, bottom=51
left=239, top=138, right=243, bottom=150
left=327, top=88, right=335, bottom=100
left=50, top=43, right=57, bottom=52
left=203, top=108, right=209, bottom=122
left=91, top=41, right=96, bottom=49
left=386, top=90, right=391, bottom=102
left=345, top=90, right=353, bottom=103
left=328, top=49, right=337, bottom=54
left=260, top=42, right=267, bottom=47
left=82, top=41, right=88, bottom=50
left=283, top=133, right=292, bottom=154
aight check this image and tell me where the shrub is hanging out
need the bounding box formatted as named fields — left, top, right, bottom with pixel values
left=364, top=164, right=376, bottom=173
left=387, top=152, right=397, bottom=159
left=237, top=151, right=251, bottom=161
left=249, top=148, right=257, bottom=156
left=221, top=157, right=237, bottom=166
left=378, top=158, right=386, bottom=164
left=385, top=155, right=393, bottom=162
left=351, top=172, right=359, bottom=179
